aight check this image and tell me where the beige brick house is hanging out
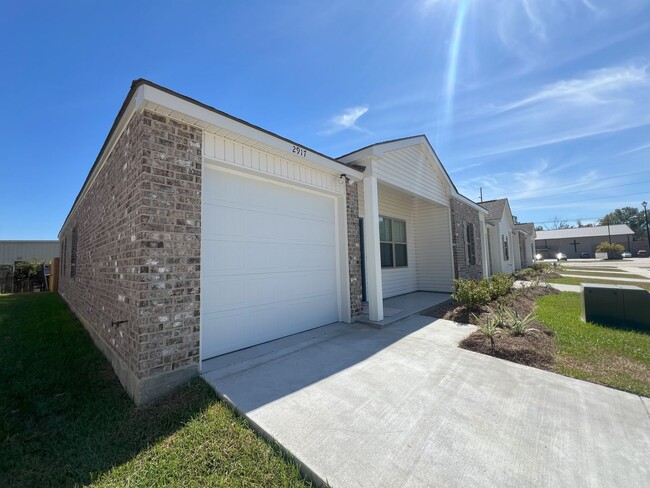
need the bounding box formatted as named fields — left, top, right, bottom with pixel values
left=59, top=80, right=526, bottom=404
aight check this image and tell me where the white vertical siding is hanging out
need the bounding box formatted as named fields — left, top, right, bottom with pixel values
left=373, top=145, right=450, bottom=205
left=203, top=132, right=343, bottom=195
left=359, top=185, right=453, bottom=297
left=375, top=187, right=418, bottom=298
left=414, top=201, right=454, bottom=292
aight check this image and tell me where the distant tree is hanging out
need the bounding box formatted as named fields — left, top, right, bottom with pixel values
left=512, top=215, right=520, bottom=224
left=599, top=207, right=644, bottom=237
left=596, top=242, right=625, bottom=255
left=576, top=219, right=594, bottom=228
left=535, top=225, right=544, bottom=231
left=546, top=217, right=573, bottom=230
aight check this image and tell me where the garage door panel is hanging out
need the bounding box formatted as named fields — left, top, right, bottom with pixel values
left=203, top=240, right=336, bottom=275
left=202, top=293, right=338, bottom=358
left=204, top=172, right=334, bottom=220
left=204, top=269, right=337, bottom=311
left=202, top=166, right=340, bottom=359
left=203, top=203, right=333, bottom=244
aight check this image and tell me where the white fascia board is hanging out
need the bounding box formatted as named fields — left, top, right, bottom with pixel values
left=141, top=85, right=362, bottom=181
left=337, top=147, right=376, bottom=164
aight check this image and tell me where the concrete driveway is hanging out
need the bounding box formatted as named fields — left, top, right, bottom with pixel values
left=202, top=316, right=650, bottom=487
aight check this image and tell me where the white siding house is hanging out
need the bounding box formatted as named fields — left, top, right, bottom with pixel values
left=480, top=199, right=521, bottom=274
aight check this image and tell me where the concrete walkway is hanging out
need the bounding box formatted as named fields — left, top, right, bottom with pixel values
left=514, top=280, right=581, bottom=293
left=560, top=273, right=650, bottom=283
left=203, top=316, right=650, bottom=487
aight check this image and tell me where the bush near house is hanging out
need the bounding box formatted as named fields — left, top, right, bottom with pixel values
left=451, top=274, right=516, bottom=310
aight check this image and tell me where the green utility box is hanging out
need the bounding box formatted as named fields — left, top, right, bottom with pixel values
left=581, top=284, right=650, bottom=331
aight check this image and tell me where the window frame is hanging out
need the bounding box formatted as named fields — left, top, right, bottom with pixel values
left=70, top=227, right=78, bottom=278
left=379, top=216, right=408, bottom=268
left=465, top=222, right=476, bottom=266
left=502, top=234, right=509, bottom=261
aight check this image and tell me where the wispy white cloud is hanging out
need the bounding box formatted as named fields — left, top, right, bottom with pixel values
left=319, top=106, right=369, bottom=136
left=494, top=65, right=649, bottom=113
left=617, top=143, right=650, bottom=157
left=457, top=64, right=650, bottom=159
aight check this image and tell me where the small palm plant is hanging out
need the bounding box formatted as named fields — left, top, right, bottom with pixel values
left=473, top=313, right=500, bottom=349
left=506, top=309, right=538, bottom=336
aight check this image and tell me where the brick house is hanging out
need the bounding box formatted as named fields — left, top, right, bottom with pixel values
left=59, top=80, right=498, bottom=404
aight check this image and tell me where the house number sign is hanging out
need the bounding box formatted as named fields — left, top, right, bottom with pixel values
left=292, top=145, right=307, bottom=157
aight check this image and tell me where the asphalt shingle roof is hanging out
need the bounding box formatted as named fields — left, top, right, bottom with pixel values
left=535, top=224, right=634, bottom=240
left=479, top=199, right=507, bottom=220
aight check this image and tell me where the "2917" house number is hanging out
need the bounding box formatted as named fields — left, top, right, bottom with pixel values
left=292, top=145, right=307, bottom=157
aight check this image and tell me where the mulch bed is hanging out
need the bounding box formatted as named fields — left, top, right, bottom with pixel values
left=422, top=285, right=561, bottom=369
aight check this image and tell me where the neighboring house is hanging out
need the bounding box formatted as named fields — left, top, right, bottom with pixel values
left=58, top=80, right=494, bottom=404
left=479, top=198, right=526, bottom=274
left=0, top=240, right=59, bottom=265
left=514, top=223, right=536, bottom=268
left=535, top=224, right=635, bottom=259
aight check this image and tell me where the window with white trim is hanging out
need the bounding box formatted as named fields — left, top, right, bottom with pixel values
left=465, top=222, right=476, bottom=265
left=502, top=234, right=509, bottom=261
left=379, top=216, right=408, bottom=268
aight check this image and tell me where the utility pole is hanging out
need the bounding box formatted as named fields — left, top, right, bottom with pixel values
left=607, top=222, right=611, bottom=244
left=641, top=201, right=650, bottom=250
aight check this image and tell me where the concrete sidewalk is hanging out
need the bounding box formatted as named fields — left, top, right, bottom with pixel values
left=560, top=273, right=650, bottom=283
left=203, top=316, right=650, bottom=487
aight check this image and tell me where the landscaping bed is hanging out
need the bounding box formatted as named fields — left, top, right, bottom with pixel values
left=423, top=284, right=560, bottom=368
left=424, top=271, right=650, bottom=397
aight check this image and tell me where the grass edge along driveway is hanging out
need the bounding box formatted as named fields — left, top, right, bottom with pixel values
left=536, top=292, right=650, bottom=397
left=0, top=293, right=309, bottom=487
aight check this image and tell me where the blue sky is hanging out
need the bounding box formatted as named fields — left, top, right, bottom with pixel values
left=1, top=0, right=649, bottom=239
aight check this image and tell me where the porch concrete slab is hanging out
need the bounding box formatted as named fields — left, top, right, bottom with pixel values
left=358, top=291, right=451, bottom=327
left=202, top=316, right=650, bottom=487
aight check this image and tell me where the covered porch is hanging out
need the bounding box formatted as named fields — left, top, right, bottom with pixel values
left=360, top=176, right=455, bottom=322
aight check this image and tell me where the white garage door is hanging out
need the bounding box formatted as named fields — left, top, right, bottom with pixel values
left=201, top=166, right=340, bottom=359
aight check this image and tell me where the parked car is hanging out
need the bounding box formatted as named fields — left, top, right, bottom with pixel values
left=535, top=253, right=544, bottom=261
left=556, top=252, right=568, bottom=261
left=638, top=250, right=648, bottom=257
left=621, top=251, right=632, bottom=258
left=580, top=252, right=590, bottom=258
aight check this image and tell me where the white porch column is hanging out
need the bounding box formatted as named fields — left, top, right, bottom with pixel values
left=479, top=215, right=490, bottom=278
left=363, top=176, right=384, bottom=321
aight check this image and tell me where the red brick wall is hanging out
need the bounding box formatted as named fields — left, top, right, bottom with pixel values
left=450, top=198, right=484, bottom=280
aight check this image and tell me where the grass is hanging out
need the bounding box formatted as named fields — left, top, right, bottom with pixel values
left=536, top=293, right=650, bottom=397
left=547, top=276, right=650, bottom=291
left=0, top=293, right=309, bottom=488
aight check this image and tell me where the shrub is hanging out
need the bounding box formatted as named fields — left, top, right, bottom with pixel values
left=488, top=273, right=515, bottom=300
left=531, top=261, right=553, bottom=274
left=452, top=278, right=491, bottom=309
left=595, top=241, right=625, bottom=254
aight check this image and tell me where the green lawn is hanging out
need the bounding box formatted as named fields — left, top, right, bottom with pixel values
left=547, top=276, right=650, bottom=291
left=536, top=293, right=650, bottom=397
left=0, top=293, right=309, bottom=487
